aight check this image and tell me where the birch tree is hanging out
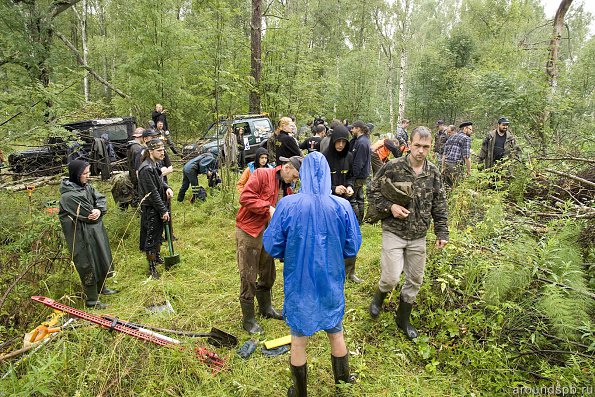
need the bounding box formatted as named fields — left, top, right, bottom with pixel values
left=539, top=0, right=574, bottom=151
left=395, top=0, right=413, bottom=123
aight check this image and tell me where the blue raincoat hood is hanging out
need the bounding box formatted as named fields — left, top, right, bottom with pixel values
left=263, top=152, right=362, bottom=336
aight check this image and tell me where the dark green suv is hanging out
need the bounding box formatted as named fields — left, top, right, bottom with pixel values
left=182, top=114, right=274, bottom=163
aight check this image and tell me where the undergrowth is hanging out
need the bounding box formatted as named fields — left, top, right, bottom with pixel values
left=0, top=167, right=593, bottom=396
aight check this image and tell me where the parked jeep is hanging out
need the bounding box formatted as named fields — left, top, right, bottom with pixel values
left=8, top=117, right=136, bottom=178
left=182, top=114, right=274, bottom=164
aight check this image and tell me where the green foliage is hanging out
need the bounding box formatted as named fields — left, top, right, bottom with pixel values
left=1, top=166, right=594, bottom=395
left=483, top=237, right=535, bottom=305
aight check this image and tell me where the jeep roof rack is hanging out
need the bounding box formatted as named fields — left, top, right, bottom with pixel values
left=62, top=117, right=136, bottom=131
left=232, top=113, right=269, bottom=120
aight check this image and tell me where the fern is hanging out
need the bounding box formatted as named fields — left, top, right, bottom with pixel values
left=538, top=285, right=590, bottom=341
left=483, top=236, right=536, bottom=305
left=536, top=221, right=594, bottom=341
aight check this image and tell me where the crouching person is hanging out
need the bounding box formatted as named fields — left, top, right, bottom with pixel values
left=368, top=126, right=448, bottom=339
left=138, top=139, right=174, bottom=280
left=263, top=152, right=362, bottom=396
left=177, top=150, right=218, bottom=203
left=59, top=160, right=118, bottom=309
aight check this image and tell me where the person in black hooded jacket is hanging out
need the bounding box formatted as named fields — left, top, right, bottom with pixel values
left=323, top=125, right=364, bottom=283
left=59, top=160, right=118, bottom=309
left=138, top=139, right=174, bottom=279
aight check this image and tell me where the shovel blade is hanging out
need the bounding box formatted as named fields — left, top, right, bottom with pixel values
left=207, top=327, right=238, bottom=348
left=164, top=254, right=181, bottom=270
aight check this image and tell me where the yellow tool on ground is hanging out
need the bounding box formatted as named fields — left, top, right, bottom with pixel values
left=264, top=335, right=291, bottom=350
left=24, top=310, right=65, bottom=348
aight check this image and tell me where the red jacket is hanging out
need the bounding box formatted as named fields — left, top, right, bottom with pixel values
left=237, top=165, right=291, bottom=237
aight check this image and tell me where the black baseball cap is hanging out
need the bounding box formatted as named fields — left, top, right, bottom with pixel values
left=142, top=129, right=160, bottom=138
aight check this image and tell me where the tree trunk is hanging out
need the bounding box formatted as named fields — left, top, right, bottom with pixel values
left=18, top=0, right=83, bottom=121
left=74, top=0, right=90, bottom=102
left=249, top=0, right=262, bottom=113
left=396, top=0, right=412, bottom=123
left=539, top=0, right=573, bottom=151
left=388, top=58, right=395, bottom=134
left=397, top=45, right=408, bottom=122
left=55, top=31, right=129, bottom=99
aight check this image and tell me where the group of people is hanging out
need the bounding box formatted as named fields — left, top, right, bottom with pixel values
left=61, top=105, right=186, bottom=310
left=235, top=114, right=521, bottom=395
left=58, top=108, right=520, bottom=394
left=438, top=117, right=521, bottom=188
left=231, top=115, right=440, bottom=395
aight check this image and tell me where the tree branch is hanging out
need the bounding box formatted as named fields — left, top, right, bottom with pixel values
left=49, top=0, right=83, bottom=19
left=543, top=168, right=595, bottom=189
left=54, top=30, right=129, bottom=99
left=537, top=156, right=595, bottom=164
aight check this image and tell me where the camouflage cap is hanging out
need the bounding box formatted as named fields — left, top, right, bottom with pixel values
left=279, top=155, right=303, bottom=172
left=146, top=139, right=165, bottom=150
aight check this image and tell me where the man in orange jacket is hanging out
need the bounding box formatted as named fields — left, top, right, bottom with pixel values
left=235, top=155, right=302, bottom=333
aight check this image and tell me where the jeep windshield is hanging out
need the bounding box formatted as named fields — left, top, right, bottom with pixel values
left=201, top=122, right=228, bottom=140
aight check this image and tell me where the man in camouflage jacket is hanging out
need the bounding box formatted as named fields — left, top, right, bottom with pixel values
left=368, top=126, right=449, bottom=339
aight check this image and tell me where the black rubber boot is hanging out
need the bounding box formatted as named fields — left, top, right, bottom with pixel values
left=83, top=282, right=105, bottom=309
left=287, top=362, right=307, bottom=397
left=256, top=289, right=283, bottom=320
left=155, top=245, right=165, bottom=264
left=331, top=354, right=357, bottom=392
left=240, top=300, right=263, bottom=334
left=395, top=298, right=418, bottom=339
left=85, top=300, right=108, bottom=309
left=345, top=257, right=364, bottom=284
left=147, top=252, right=160, bottom=280
left=368, top=289, right=388, bottom=318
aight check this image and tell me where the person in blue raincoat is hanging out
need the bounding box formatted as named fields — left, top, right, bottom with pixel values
left=263, top=151, right=362, bottom=397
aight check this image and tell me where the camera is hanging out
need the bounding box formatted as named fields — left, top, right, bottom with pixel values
left=313, top=116, right=325, bottom=126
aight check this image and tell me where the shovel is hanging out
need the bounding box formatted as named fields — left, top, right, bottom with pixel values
left=102, top=315, right=238, bottom=348
left=163, top=221, right=180, bottom=270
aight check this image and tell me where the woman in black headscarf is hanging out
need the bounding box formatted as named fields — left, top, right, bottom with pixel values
left=59, top=160, right=117, bottom=309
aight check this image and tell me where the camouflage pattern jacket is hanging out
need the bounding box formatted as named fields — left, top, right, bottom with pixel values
left=369, top=155, right=449, bottom=241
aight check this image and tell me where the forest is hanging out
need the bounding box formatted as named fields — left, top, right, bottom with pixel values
left=0, top=0, right=594, bottom=396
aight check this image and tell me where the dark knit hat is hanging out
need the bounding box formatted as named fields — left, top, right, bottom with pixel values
left=459, top=121, right=473, bottom=129
left=142, top=129, right=160, bottom=138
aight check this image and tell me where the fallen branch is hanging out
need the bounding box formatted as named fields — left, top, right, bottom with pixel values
left=537, top=156, right=595, bottom=164
left=536, top=277, right=595, bottom=299
left=54, top=30, right=129, bottom=99
left=0, top=175, right=62, bottom=192
left=512, top=348, right=594, bottom=360
left=543, top=168, right=595, bottom=189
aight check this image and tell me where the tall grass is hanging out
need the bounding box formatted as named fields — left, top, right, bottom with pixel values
left=0, top=170, right=593, bottom=396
